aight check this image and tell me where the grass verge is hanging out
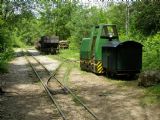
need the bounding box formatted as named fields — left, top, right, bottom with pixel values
left=48, top=48, right=80, bottom=73
left=48, top=49, right=86, bottom=105
left=0, top=62, right=9, bottom=73
left=0, top=49, right=14, bottom=73
left=48, top=49, right=79, bottom=61
left=141, top=84, right=160, bottom=105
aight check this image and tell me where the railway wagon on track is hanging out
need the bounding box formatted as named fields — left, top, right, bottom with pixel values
left=35, top=36, right=59, bottom=54
left=80, top=24, right=143, bottom=77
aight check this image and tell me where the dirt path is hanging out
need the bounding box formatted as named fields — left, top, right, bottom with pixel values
left=0, top=51, right=61, bottom=120
left=1, top=49, right=160, bottom=120
left=68, top=68, right=160, bottom=120
left=0, top=50, right=99, bottom=120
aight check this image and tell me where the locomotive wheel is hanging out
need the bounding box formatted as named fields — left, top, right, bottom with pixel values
left=106, top=71, right=111, bottom=77
left=128, top=74, right=137, bottom=80
left=106, top=71, right=116, bottom=78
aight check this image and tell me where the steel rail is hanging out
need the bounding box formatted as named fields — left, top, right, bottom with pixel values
left=23, top=50, right=67, bottom=120
left=27, top=50, right=99, bottom=120
left=26, top=50, right=65, bottom=90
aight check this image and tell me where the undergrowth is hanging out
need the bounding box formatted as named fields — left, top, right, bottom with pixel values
left=61, top=63, right=73, bottom=86
left=48, top=48, right=80, bottom=85
left=48, top=49, right=79, bottom=60
left=142, top=85, right=160, bottom=105
left=48, top=49, right=80, bottom=68
left=0, top=48, right=14, bottom=73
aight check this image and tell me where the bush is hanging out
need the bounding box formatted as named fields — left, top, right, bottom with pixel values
left=0, top=61, right=8, bottom=73
left=143, top=33, right=160, bottom=70
left=0, top=48, right=14, bottom=73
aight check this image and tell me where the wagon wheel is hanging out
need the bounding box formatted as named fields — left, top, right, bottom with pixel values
left=106, top=71, right=111, bottom=78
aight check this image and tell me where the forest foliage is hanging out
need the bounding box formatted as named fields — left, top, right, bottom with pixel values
left=0, top=0, right=160, bottom=72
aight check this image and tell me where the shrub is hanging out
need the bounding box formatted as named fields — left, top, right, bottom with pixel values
left=0, top=48, right=14, bottom=73
left=143, top=33, right=160, bottom=70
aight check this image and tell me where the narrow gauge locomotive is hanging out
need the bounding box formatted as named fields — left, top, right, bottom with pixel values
left=35, top=36, right=59, bottom=54
left=80, top=24, right=142, bottom=77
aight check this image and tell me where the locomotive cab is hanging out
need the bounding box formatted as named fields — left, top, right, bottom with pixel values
left=100, top=25, right=119, bottom=41
left=80, top=24, right=120, bottom=74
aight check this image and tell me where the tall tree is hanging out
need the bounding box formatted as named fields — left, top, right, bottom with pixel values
left=131, top=1, right=160, bottom=35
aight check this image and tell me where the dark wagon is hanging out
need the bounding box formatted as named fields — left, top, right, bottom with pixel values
left=102, top=40, right=143, bottom=77
left=36, top=36, right=59, bottom=54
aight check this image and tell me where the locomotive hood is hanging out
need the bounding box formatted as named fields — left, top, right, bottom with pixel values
left=103, top=40, right=143, bottom=48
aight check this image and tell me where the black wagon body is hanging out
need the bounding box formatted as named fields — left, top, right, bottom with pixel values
left=102, top=41, right=143, bottom=76
left=37, top=36, right=59, bottom=54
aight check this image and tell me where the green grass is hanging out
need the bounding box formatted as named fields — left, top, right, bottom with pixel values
left=61, top=64, right=72, bottom=86
left=142, top=85, right=160, bottom=105
left=0, top=62, right=9, bottom=73
left=48, top=49, right=80, bottom=71
left=59, top=49, right=79, bottom=59
left=48, top=49, right=79, bottom=61
left=0, top=48, right=14, bottom=73
left=48, top=49, right=86, bottom=105
left=48, top=49, right=80, bottom=86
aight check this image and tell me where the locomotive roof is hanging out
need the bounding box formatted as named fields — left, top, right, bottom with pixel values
left=95, top=24, right=116, bottom=28
left=103, top=40, right=143, bottom=48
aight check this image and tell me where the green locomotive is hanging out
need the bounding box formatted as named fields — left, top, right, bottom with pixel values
left=80, top=24, right=142, bottom=76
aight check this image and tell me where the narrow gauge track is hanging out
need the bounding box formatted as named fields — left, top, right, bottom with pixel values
left=23, top=50, right=66, bottom=120
left=24, top=49, right=99, bottom=120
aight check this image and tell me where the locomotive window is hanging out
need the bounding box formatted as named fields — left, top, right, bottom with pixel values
left=101, top=28, right=107, bottom=36
left=94, top=27, right=99, bottom=36
left=101, top=26, right=118, bottom=38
